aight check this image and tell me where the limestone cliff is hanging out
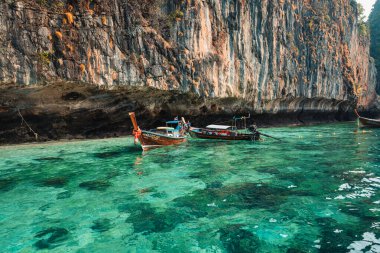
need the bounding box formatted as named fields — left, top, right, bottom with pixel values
left=0, top=0, right=377, bottom=111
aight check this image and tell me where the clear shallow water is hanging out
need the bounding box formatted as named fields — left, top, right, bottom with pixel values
left=0, top=123, right=379, bottom=252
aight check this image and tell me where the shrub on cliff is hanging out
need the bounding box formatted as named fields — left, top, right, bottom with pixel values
left=357, top=2, right=369, bottom=36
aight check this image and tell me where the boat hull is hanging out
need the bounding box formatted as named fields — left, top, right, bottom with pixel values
left=189, top=129, right=260, bottom=141
left=138, top=130, right=187, bottom=151
left=355, top=110, right=380, bottom=127
left=358, top=117, right=380, bottom=127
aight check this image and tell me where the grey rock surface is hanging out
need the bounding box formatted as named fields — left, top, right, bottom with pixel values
left=0, top=0, right=377, bottom=111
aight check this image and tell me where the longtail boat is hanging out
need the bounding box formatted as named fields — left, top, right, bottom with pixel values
left=355, top=110, right=380, bottom=127
left=189, top=114, right=260, bottom=141
left=129, top=112, right=187, bottom=151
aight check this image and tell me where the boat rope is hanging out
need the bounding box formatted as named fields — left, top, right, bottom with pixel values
left=257, top=131, right=282, bottom=142
left=133, top=129, right=141, bottom=144
left=17, top=109, right=39, bottom=141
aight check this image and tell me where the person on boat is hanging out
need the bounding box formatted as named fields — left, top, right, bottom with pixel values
left=248, top=123, right=258, bottom=133
left=182, top=120, right=191, bottom=132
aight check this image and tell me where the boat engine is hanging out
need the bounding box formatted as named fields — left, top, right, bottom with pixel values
left=248, top=124, right=257, bottom=133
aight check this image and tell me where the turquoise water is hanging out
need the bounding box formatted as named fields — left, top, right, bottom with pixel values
left=0, top=123, right=379, bottom=252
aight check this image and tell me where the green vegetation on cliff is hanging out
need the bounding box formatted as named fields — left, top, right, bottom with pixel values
left=369, top=0, right=380, bottom=94
left=351, top=1, right=369, bottom=36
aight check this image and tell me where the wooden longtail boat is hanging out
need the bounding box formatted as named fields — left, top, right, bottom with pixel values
left=355, top=110, right=380, bottom=127
left=189, top=125, right=260, bottom=141
left=129, top=112, right=187, bottom=151
left=189, top=115, right=260, bottom=141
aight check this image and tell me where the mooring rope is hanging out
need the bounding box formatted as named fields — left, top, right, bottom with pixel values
left=17, top=109, right=39, bottom=141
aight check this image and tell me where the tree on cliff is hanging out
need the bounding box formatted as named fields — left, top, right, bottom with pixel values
left=369, top=0, right=380, bottom=94
left=355, top=1, right=369, bottom=36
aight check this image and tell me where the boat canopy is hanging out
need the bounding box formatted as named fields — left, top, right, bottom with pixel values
left=166, top=121, right=180, bottom=124
left=157, top=127, right=175, bottom=130
left=206, top=125, right=233, bottom=130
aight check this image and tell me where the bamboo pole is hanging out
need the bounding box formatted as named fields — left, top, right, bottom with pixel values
left=128, top=112, right=139, bottom=131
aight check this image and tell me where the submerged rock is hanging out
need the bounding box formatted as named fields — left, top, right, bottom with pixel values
left=339, top=201, right=379, bottom=222
left=34, top=157, right=64, bottom=162
left=255, top=167, right=281, bottom=175
left=314, top=217, right=363, bottom=253
left=38, top=204, right=52, bottom=211
left=91, top=218, right=112, bottom=232
left=79, top=180, right=111, bottom=191
left=94, top=147, right=141, bottom=159
left=94, top=151, right=123, bottom=159
left=56, top=191, right=72, bottom=200
left=219, top=224, right=260, bottom=253
left=122, top=203, right=192, bottom=234
left=206, top=181, right=223, bottom=189
left=0, top=178, right=17, bottom=192
left=39, top=177, right=68, bottom=188
left=151, top=192, right=168, bottom=199
left=174, top=183, right=289, bottom=217
left=105, top=171, right=120, bottom=180
left=34, top=227, right=69, bottom=249
left=286, top=248, right=307, bottom=253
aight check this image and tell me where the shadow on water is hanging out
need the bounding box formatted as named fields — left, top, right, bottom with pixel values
left=93, top=146, right=141, bottom=159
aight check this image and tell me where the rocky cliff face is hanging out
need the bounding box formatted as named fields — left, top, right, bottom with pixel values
left=0, top=0, right=377, bottom=111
